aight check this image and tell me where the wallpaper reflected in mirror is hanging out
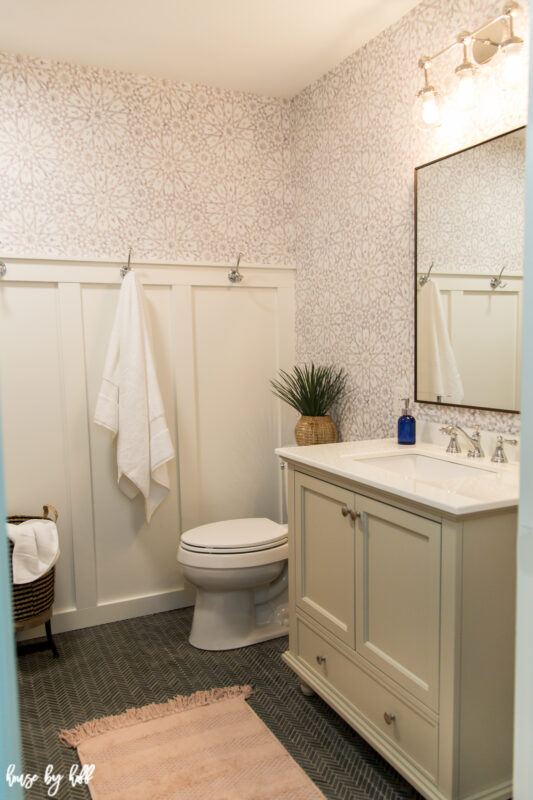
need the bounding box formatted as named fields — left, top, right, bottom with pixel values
left=415, top=127, right=525, bottom=414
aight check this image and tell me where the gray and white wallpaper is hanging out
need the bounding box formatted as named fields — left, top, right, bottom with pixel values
left=0, top=52, right=293, bottom=264
left=0, top=0, right=529, bottom=437
left=291, top=0, right=528, bottom=438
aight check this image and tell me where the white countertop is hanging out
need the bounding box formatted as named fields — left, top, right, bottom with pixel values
left=275, top=438, right=519, bottom=516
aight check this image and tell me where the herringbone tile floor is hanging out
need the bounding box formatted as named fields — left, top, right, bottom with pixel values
left=17, top=607, right=423, bottom=800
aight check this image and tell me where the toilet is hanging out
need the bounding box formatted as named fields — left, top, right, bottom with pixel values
left=177, top=517, right=289, bottom=650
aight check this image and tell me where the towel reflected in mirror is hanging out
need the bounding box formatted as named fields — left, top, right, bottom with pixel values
left=417, top=280, right=464, bottom=405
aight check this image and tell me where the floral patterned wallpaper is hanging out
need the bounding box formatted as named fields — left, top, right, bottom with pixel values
left=0, top=52, right=292, bottom=264
left=291, top=0, right=529, bottom=438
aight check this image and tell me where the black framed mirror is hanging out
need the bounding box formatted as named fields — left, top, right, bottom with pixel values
left=415, top=126, right=525, bottom=414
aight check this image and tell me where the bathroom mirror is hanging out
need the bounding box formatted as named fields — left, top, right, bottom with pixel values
left=415, top=126, right=525, bottom=413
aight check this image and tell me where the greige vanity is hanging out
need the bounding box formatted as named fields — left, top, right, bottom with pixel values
left=276, top=439, right=518, bottom=800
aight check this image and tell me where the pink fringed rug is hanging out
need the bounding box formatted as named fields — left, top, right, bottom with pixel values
left=60, top=685, right=325, bottom=799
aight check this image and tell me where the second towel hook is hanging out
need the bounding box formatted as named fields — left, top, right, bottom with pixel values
left=228, top=252, right=244, bottom=283
left=418, top=261, right=434, bottom=287
left=490, top=265, right=508, bottom=290
left=120, top=248, right=133, bottom=279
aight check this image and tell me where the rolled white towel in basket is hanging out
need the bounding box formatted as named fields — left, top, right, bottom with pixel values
left=6, top=519, right=60, bottom=584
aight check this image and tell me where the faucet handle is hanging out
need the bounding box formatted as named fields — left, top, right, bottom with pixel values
left=491, top=434, right=518, bottom=464
left=440, top=424, right=460, bottom=454
left=440, top=425, right=457, bottom=435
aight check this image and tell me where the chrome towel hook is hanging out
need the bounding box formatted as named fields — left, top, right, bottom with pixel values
left=120, top=248, right=133, bottom=278
left=418, top=261, right=434, bottom=287
left=490, top=265, right=508, bottom=290
left=0, top=260, right=6, bottom=278
left=228, top=252, right=244, bottom=283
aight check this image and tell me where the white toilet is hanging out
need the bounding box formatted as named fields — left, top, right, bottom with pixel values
left=177, top=517, right=289, bottom=650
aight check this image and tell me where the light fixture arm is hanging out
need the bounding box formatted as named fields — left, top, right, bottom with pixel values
left=418, top=2, right=521, bottom=68
left=418, top=58, right=433, bottom=90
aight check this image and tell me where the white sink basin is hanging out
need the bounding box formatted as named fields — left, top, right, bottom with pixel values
left=353, top=453, right=496, bottom=483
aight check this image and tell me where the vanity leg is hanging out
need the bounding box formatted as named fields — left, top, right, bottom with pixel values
left=299, top=681, right=315, bottom=697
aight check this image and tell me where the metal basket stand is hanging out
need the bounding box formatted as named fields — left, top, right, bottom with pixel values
left=8, top=504, right=60, bottom=658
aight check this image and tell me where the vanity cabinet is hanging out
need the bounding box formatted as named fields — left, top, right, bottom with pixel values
left=284, top=466, right=516, bottom=800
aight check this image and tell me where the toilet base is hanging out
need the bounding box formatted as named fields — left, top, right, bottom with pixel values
left=188, top=587, right=288, bottom=651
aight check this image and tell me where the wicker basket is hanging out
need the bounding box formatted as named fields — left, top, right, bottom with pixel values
left=294, top=415, right=338, bottom=446
left=7, top=504, right=58, bottom=628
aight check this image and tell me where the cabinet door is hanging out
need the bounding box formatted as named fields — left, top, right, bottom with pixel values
left=294, top=472, right=355, bottom=646
left=355, top=495, right=441, bottom=709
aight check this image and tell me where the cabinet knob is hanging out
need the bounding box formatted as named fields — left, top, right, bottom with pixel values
left=341, top=505, right=350, bottom=517
left=383, top=712, right=396, bottom=725
left=316, top=655, right=327, bottom=665
left=349, top=510, right=361, bottom=521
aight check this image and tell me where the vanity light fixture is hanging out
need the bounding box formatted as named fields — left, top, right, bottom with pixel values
left=415, top=1, right=524, bottom=129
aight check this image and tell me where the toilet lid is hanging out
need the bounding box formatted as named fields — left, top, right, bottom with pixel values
left=180, top=518, right=288, bottom=554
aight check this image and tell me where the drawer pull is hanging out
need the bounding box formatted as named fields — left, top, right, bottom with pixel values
left=341, top=505, right=350, bottom=517
left=349, top=510, right=361, bottom=521
left=384, top=712, right=396, bottom=725
left=316, top=655, right=327, bottom=665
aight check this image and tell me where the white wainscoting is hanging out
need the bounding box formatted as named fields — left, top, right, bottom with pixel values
left=0, top=258, right=296, bottom=635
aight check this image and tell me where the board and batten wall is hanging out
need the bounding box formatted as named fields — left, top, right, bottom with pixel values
left=0, top=259, right=295, bottom=634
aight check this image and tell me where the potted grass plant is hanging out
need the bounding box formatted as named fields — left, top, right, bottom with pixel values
left=271, top=363, right=348, bottom=445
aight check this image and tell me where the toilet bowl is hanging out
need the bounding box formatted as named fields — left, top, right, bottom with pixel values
left=177, top=517, right=289, bottom=650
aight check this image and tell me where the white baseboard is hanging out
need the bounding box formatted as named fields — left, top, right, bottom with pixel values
left=16, top=587, right=195, bottom=641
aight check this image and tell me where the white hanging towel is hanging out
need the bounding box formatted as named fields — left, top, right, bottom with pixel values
left=7, top=519, right=60, bottom=584
left=94, top=270, right=175, bottom=523
left=417, top=280, right=465, bottom=404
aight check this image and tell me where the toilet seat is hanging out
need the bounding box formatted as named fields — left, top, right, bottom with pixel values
left=180, top=518, right=288, bottom=555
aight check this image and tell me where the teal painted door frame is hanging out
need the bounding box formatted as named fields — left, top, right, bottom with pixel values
left=0, top=407, right=22, bottom=798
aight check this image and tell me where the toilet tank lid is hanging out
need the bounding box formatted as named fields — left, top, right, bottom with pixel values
left=181, top=518, right=288, bottom=550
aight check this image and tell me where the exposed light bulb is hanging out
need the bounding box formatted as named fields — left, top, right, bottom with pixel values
left=499, top=40, right=524, bottom=86
left=421, top=91, right=440, bottom=126
left=455, top=67, right=476, bottom=110
left=453, top=37, right=477, bottom=111
left=413, top=87, right=441, bottom=129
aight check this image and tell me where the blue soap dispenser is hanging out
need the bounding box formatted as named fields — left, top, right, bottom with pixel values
left=398, top=398, right=416, bottom=445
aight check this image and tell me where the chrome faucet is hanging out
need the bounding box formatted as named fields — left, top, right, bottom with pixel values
left=491, top=434, right=518, bottom=464
left=440, top=425, right=483, bottom=458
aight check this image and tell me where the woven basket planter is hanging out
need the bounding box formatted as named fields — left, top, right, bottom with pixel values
left=8, top=504, right=58, bottom=629
left=294, top=415, right=338, bottom=446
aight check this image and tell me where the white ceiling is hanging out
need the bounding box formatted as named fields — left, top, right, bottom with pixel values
left=0, top=0, right=421, bottom=98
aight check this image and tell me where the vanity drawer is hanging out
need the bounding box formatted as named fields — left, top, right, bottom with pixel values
left=297, top=619, right=438, bottom=781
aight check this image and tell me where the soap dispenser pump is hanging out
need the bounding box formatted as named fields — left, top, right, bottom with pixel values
left=398, top=398, right=416, bottom=445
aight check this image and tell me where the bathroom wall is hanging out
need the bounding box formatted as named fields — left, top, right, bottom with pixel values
left=291, top=0, right=529, bottom=439
left=0, top=51, right=292, bottom=265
